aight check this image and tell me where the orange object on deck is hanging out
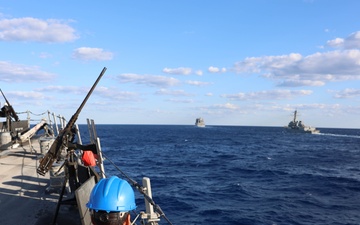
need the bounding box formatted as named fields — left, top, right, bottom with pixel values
left=82, top=151, right=97, bottom=166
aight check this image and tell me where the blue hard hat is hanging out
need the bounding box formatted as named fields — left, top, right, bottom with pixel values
left=87, top=176, right=136, bottom=212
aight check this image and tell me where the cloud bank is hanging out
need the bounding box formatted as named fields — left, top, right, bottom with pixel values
left=0, top=17, right=78, bottom=43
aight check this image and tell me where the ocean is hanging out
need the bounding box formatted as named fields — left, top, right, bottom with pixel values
left=78, top=125, right=360, bottom=225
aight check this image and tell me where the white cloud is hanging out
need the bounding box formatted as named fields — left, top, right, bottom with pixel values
left=155, top=89, right=192, bottom=96
left=0, top=17, right=78, bottom=43
left=162, top=67, right=192, bottom=75
left=36, top=85, right=140, bottom=101
left=208, top=66, right=227, bottom=73
left=327, top=38, right=344, bottom=48
left=233, top=53, right=302, bottom=74
left=185, top=80, right=212, bottom=86
left=2, top=91, right=47, bottom=100
left=210, top=103, right=239, bottom=110
left=331, top=88, right=360, bottom=99
left=95, top=86, right=139, bottom=101
left=195, top=70, right=203, bottom=76
left=344, top=31, right=360, bottom=49
left=36, top=85, right=89, bottom=94
left=327, top=31, right=360, bottom=49
left=72, top=47, right=114, bottom=61
left=0, top=61, right=55, bottom=83
left=277, top=80, right=325, bottom=87
left=166, top=98, right=194, bottom=103
left=221, top=89, right=313, bottom=101
left=284, top=103, right=340, bottom=111
left=233, top=50, right=360, bottom=86
left=116, top=73, right=180, bottom=87
left=208, top=66, right=219, bottom=73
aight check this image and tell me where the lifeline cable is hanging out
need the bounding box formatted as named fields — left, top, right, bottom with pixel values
left=101, top=152, right=174, bottom=225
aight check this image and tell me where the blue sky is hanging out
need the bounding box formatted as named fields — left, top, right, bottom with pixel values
left=1, top=0, right=360, bottom=128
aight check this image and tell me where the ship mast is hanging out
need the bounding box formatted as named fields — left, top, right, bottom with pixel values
left=293, top=110, right=297, bottom=123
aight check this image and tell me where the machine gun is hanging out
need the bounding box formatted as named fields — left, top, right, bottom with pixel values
left=37, top=67, right=107, bottom=176
left=0, top=89, right=20, bottom=121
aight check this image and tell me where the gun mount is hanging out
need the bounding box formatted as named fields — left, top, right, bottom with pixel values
left=37, top=67, right=107, bottom=176
left=0, top=89, right=20, bottom=122
left=0, top=89, right=30, bottom=146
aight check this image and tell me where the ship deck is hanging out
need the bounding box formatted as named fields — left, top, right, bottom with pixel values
left=0, top=138, right=81, bottom=225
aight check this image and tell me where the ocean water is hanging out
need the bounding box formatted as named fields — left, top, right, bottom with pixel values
left=78, top=125, right=360, bottom=225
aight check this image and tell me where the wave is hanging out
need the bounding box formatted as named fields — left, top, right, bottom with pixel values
left=316, top=132, right=360, bottom=138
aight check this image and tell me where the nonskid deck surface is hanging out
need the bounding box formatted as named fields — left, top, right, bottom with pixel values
left=0, top=140, right=80, bottom=225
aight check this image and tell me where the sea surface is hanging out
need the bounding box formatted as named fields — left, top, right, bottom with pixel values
left=78, top=125, right=360, bottom=225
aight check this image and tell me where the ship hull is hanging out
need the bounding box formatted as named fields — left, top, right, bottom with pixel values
left=285, top=126, right=320, bottom=134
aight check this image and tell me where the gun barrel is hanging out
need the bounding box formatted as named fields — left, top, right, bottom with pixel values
left=79, top=68, right=106, bottom=113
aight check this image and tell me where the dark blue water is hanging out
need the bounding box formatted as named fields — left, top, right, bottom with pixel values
left=78, top=125, right=360, bottom=225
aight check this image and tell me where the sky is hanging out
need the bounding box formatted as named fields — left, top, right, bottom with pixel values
left=1, top=0, right=360, bottom=128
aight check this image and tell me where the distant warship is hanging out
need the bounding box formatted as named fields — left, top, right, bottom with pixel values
left=195, top=117, right=205, bottom=127
left=285, top=110, right=320, bottom=134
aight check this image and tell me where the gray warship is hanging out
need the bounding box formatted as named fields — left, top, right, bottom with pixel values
left=195, top=117, right=205, bottom=127
left=285, top=110, right=320, bottom=134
